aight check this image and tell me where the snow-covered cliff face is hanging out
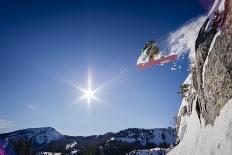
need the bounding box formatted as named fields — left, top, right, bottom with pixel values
left=169, top=0, right=232, bottom=154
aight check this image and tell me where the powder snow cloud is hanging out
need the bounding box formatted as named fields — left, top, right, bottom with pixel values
left=166, top=16, right=206, bottom=61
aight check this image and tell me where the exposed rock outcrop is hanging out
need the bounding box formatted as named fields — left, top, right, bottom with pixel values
left=195, top=0, right=232, bottom=125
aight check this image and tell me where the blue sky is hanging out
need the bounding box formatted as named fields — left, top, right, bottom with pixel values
left=0, top=0, right=211, bottom=135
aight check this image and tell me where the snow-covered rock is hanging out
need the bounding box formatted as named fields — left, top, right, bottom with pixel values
left=195, top=0, right=231, bottom=125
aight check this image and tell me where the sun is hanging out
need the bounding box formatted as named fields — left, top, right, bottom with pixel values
left=69, top=68, right=119, bottom=111
left=85, top=89, right=94, bottom=103
left=74, top=70, right=103, bottom=109
left=81, top=82, right=96, bottom=104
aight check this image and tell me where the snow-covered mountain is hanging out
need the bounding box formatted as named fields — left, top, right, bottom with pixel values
left=168, top=0, right=232, bottom=154
left=64, top=128, right=175, bottom=155
left=114, top=128, right=175, bottom=147
left=0, top=127, right=63, bottom=145
left=0, top=127, right=175, bottom=154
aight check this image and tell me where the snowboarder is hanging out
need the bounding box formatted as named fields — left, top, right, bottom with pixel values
left=137, top=40, right=177, bottom=69
left=142, top=40, right=160, bottom=61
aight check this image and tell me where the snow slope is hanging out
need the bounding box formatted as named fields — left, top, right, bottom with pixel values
left=168, top=99, right=232, bottom=155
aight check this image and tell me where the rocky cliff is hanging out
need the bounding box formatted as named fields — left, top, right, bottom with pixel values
left=169, top=0, right=232, bottom=154
left=195, top=0, right=232, bottom=125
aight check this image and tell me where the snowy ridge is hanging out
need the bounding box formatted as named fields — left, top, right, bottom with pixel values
left=1, top=127, right=63, bottom=145
left=115, top=128, right=175, bottom=146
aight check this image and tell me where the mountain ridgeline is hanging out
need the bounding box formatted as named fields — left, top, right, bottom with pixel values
left=0, top=127, right=175, bottom=155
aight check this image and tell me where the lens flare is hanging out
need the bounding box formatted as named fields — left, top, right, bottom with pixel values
left=72, top=70, right=105, bottom=112
left=67, top=68, right=126, bottom=113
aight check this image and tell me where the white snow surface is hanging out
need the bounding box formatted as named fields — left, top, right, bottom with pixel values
left=66, top=141, right=77, bottom=150
left=168, top=99, right=232, bottom=155
left=128, top=148, right=167, bottom=155
left=6, top=127, right=63, bottom=145
left=183, top=73, right=192, bottom=85
left=176, top=73, right=193, bottom=141
left=177, top=73, right=192, bottom=117
left=71, top=150, right=78, bottom=154
left=116, top=128, right=175, bottom=146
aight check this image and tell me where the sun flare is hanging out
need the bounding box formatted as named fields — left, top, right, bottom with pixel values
left=74, top=70, right=103, bottom=109
left=86, top=90, right=94, bottom=103
left=70, top=68, right=121, bottom=111
left=82, top=87, right=96, bottom=104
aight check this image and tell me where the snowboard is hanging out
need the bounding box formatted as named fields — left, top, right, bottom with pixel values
left=137, top=54, right=177, bottom=69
